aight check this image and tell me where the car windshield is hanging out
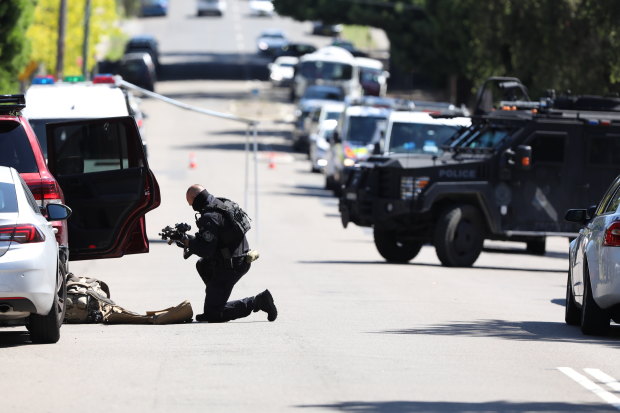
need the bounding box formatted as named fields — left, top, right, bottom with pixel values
left=299, top=61, right=353, bottom=81
left=360, top=68, right=381, bottom=83
left=387, top=122, right=461, bottom=154
left=0, top=122, right=38, bottom=173
left=449, top=125, right=513, bottom=150
left=262, top=33, right=284, bottom=39
left=325, top=111, right=341, bottom=121
left=345, top=115, right=386, bottom=144
left=303, top=88, right=343, bottom=101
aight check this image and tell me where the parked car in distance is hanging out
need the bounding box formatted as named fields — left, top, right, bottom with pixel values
left=272, top=42, right=316, bottom=59
left=249, top=0, right=274, bottom=17
left=125, top=35, right=160, bottom=70
left=268, top=56, right=298, bottom=87
left=331, top=40, right=368, bottom=57
left=0, top=166, right=71, bottom=343
left=565, top=174, right=620, bottom=335
left=197, top=0, right=226, bottom=16
left=118, top=52, right=157, bottom=92
left=292, top=85, right=346, bottom=152
left=356, top=57, right=389, bottom=97
left=140, top=0, right=168, bottom=17
left=310, top=118, right=338, bottom=173
left=256, top=29, right=288, bottom=57
left=312, top=22, right=343, bottom=36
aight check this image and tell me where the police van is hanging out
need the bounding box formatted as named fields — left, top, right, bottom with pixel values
left=340, top=77, right=620, bottom=267
left=23, top=75, right=148, bottom=158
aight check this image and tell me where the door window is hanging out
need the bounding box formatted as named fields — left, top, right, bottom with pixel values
left=50, top=119, right=142, bottom=176
left=528, top=132, right=566, bottom=164
left=587, top=133, right=620, bottom=167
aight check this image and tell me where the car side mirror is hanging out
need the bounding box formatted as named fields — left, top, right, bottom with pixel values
left=515, top=145, right=532, bottom=170
left=46, top=203, right=72, bottom=221
left=565, top=209, right=587, bottom=224
left=373, top=142, right=382, bottom=155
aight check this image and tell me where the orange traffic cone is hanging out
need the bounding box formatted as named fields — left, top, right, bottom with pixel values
left=268, top=152, right=276, bottom=169
left=189, top=152, right=197, bottom=169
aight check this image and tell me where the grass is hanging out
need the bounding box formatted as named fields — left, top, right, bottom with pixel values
left=341, top=25, right=376, bottom=50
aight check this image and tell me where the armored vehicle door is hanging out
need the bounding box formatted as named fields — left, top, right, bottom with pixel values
left=501, top=123, right=579, bottom=234
left=579, top=125, right=620, bottom=208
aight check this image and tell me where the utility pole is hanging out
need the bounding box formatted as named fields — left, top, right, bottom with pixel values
left=82, top=0, right=92, bottom=79
left=55, top=0, right=67, bottom=79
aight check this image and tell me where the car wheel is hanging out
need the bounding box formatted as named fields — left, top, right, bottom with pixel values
left=565, top=266, right=581, bottom=326
left=29, top=259, right=66, bottom=344
left=374, top=228, right=422, bottom=263
left=526, top=238, right=546, bottom=255
left=434, top=204, right=484, bottom=267
left=580, top=262, right=610, bottom=335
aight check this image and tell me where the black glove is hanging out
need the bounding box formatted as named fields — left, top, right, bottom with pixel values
left=174, top=234, right=194, bottom=248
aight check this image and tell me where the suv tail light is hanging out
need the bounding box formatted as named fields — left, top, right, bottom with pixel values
left=604, top=222, right=620, bottom=246
left=0, top=225, right=45, bottom=243
left=30, top=178, right=63, bottom=207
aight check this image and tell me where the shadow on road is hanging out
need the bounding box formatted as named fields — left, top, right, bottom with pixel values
left=0, top=330, right=31, bottom=347
left=374, top=319, right=620, bottom=346
left=158, top=51, right=270, bottom=81
left=296, top=400, right=612, bottom=412
left=297, top=259, right=566, bottom=273
left=483, top=246, right=569, bottom=260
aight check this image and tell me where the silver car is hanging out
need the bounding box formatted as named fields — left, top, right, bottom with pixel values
left=565, top=174, right=620, bottom=335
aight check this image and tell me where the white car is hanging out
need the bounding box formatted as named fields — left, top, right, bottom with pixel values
left=256, top=29, right=287, bottom=56
left=310, top=119, right=338, bottom=173
left=566, top=175, right=620, bottom=335
left=268, top=56, right=298, bottom=87
left=249, top=0, right=274, bottom=17
left=0, top=166, right=71, bottom=343
left=197, top=0, right=226, bottom=16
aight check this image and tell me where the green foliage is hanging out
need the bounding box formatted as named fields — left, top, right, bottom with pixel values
left=0, top=0, right=35, bottom=93
left=273, top=0, right=620, bottom=98
left=27, top=0, right=121, bottom=77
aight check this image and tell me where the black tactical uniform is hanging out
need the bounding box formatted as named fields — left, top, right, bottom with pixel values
left=185, top=189, right=276, bottom=322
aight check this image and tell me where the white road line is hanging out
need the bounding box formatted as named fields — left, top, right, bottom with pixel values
left=585, top=368, right=620, bottom=392
left=558, top=367, right=620, bottom=410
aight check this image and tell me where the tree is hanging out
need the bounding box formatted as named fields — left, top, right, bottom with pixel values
left=0, top=1, right=35, bottom=93
left=273, top=0, right=620, bottom=102
left=27, top=0, right=121, bottom=78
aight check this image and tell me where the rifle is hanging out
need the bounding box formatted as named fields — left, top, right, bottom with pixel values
left=159, top=223, right=193, bottom=259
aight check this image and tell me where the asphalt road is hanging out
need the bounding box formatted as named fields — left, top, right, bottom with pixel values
left=3, top=1, right=620, bottom=412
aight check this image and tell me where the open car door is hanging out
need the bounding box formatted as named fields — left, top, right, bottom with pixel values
left=46, top=116, right=160, bottom=261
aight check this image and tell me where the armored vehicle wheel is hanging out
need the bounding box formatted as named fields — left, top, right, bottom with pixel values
left=434, top=204, right=484, bottom=267
left=373, top=229, right=422, bottom=263
left=580, top=262, right=610, bottom=335
left=29, top=259, right=66, bottom=344
left=526, top=238, right=546, bottom=255
left=565, top=268, right=581, bottom=326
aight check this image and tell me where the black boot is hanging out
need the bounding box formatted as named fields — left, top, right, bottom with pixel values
left=253, top=289, right=277, bottom=322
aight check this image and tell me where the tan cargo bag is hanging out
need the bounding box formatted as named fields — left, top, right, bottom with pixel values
left=65, top=274, right=193, bottom=324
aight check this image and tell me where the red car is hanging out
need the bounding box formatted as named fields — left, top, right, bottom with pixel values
left=0, top=95, right=160, bottom=266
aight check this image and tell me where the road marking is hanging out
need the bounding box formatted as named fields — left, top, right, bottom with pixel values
left=585, top=368, right=620, bottom=392
left=558, top=367, right=620, bottom=410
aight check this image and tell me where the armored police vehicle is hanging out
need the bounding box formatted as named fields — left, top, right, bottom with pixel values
left=339, top=77, right=620, bottom=267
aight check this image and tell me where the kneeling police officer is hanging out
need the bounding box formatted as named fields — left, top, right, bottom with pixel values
left=171, top=184, right=277, bottom=323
